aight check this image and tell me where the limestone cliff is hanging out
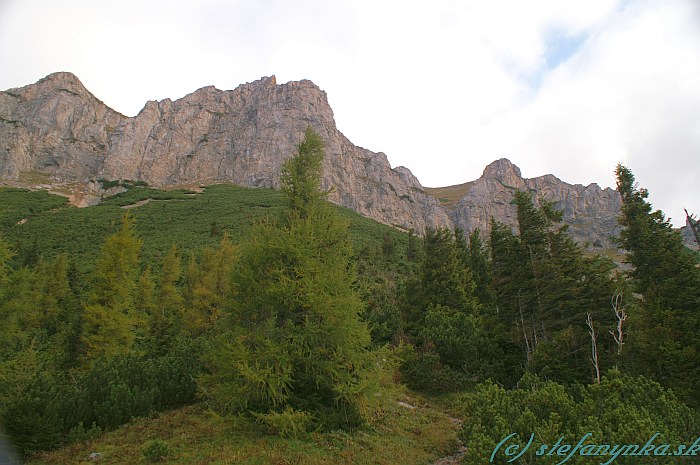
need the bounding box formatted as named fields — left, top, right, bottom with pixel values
left=0, top=72, right=451, bottom=232
left=2, top=73, right=625, bottom=245
left=448, top=159, right=622, bottom=248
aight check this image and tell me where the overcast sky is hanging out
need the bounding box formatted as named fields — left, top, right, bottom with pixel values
left=1, top=0, right=698, bottom=226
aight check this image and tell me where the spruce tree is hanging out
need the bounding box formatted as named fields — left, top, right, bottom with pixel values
left=467, top=229, right=495, bottom=308
left=615, top=163, right=700, bottom=405
left=400, top=227, right=487, bottom=389
left=490, top=192, right=616, bottom=384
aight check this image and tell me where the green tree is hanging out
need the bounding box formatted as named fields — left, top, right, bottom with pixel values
left=182, top=234, right=235, bottom=336
left=615, top=163, right=700, bottom=406
left=400, top=227, right=490, bottom=390
left=467, top=229, right=495, bottom=308
left=200, top=127, right=381, bottom=430
left=80, top=214, right=143, bottom=363
left=148, top=246, right=184, bottom=355
left=489, top=192, right=616, bottom=385
left=279, top=126, right=326, bottom=219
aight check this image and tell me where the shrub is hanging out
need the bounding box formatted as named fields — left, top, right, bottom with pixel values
left=459, top=371, right=699, bottom=465
left=254, top=407, right=315, bottom=438
left=2, top=347, right=200, bottom=455
left=141, top=439, right=170, bottom=463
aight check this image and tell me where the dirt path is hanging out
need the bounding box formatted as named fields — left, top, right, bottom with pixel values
left=121, top=198, right=152, bottom=209
left=431, top=444, right=467, bottom=465
left=431, top=416, right=467, bottom=465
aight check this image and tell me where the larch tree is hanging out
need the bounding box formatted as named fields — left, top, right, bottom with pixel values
left=200, top=127, right=381, bottom=431
left=80, top=213, right=142, bottom=364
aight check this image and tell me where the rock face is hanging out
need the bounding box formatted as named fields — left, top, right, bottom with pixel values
left=1, top=73, right=624, bottom=244
left=681, top=213, right=700, bottom=251
left=0, top=72, right=451, bottom=232
left=0, top=72, right=124, bottom=180
left=451, top=159, right=622, bottom=248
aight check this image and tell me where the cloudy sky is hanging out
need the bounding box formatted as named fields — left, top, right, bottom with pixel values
left=1, top=0, right=698, bottom=225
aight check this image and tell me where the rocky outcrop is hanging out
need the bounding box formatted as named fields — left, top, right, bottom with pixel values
left=0, top=72, right=451, bottom=232
left=451, top=159, right=622, bottom=248
left=681, top=212, right=700, bottom=251
left=0, top=72, right=124, bottom=180
left=1, top=73, right=624, bottom=245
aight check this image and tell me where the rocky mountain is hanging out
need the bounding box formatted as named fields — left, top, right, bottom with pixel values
left=1, top=72, right=622, bottom=245
left=447, top=159, right=621, bottom=248
left=0, top=72, right=451, bottom=232
left=681, top=211, right=700, bottom=251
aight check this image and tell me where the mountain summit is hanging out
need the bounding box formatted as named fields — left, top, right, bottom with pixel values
left=1, top=73, right=620, bottom=244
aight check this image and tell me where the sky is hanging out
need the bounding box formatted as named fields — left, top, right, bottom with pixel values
left=1, top=0, right=698, bottom=226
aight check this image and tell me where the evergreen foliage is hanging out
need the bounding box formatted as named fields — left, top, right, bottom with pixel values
left=2, top=157, right=699, bottom=459
left=400, top=227, right=497, bottom=390
left=199, top=127, right=382, bottom=431
left=3, top=349, right=199, bottom=455
left=489, top=191, right=617, bottom=385
left=615, top=164, right=700, bottom=406
left=459, top=371, right=699, bottom=465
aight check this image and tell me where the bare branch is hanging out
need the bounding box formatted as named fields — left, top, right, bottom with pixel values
left=586, top=312, right=601, bottom=384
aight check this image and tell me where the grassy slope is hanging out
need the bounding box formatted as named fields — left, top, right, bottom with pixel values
left=27, top=390, right=460, bottom=465
left=423, top=183, right=473, bottom=210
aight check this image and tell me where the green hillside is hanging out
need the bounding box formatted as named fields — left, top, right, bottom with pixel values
left=1, top=159, right=698, bottom=465
left=0, top=184, right=409, bottom=272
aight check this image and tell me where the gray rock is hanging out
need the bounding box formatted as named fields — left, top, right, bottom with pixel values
left=451, top=159, right=622, bottom=248
left=1, top=74, right=624, bottom=245
left=1, top=73, right=450, bottom=233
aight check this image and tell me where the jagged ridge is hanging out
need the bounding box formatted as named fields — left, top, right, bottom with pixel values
left=1, top=73, right=622, bottom=244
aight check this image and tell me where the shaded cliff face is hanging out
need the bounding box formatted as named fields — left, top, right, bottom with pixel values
left=0, top=72, right=125, bottom=180
left=0, top=72, right=451, bottom=232
left=449, top=159, right=622, bottom=248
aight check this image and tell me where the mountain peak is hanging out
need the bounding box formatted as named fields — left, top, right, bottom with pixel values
left=36, top=71, right=89, bottom=94
left=482, top=158, right=522, bottom=184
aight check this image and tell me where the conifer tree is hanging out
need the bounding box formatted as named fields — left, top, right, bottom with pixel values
left=37, top=254, right=71, bottom=337
left=615, top=163, right=700, bottom=405
left=182, top=234, right=235, bottom=336
left=148, top=246, right=183, bottom=355
left=200, top=127, right=380, bottom=430
left=80, top=214, right=142, bottom=363
left=400, top=227, right=488, bottom=389
left=467, top=229, right=495, bottom=308
left=490, top=192, right=616, bottom=384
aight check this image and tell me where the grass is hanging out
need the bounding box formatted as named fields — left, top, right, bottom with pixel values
left=27, top=391, right=461, bottom=465
left=424, top=182, right=474, bottom=210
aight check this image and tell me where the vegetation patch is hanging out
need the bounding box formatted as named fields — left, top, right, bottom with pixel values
left=424, top=182, right=473, bottom=209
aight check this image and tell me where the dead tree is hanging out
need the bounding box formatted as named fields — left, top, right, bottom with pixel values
left=608, top=291, right=627, bottom=356
left=586, top=312, right=601, bottom=384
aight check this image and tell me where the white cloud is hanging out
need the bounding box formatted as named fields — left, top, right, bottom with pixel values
left=0, top=0, right=697, bottom=225
left=479, top=0, right=700, bottom=224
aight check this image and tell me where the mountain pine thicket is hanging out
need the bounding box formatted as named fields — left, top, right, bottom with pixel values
left=0, top=132, right=698, bottom=461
